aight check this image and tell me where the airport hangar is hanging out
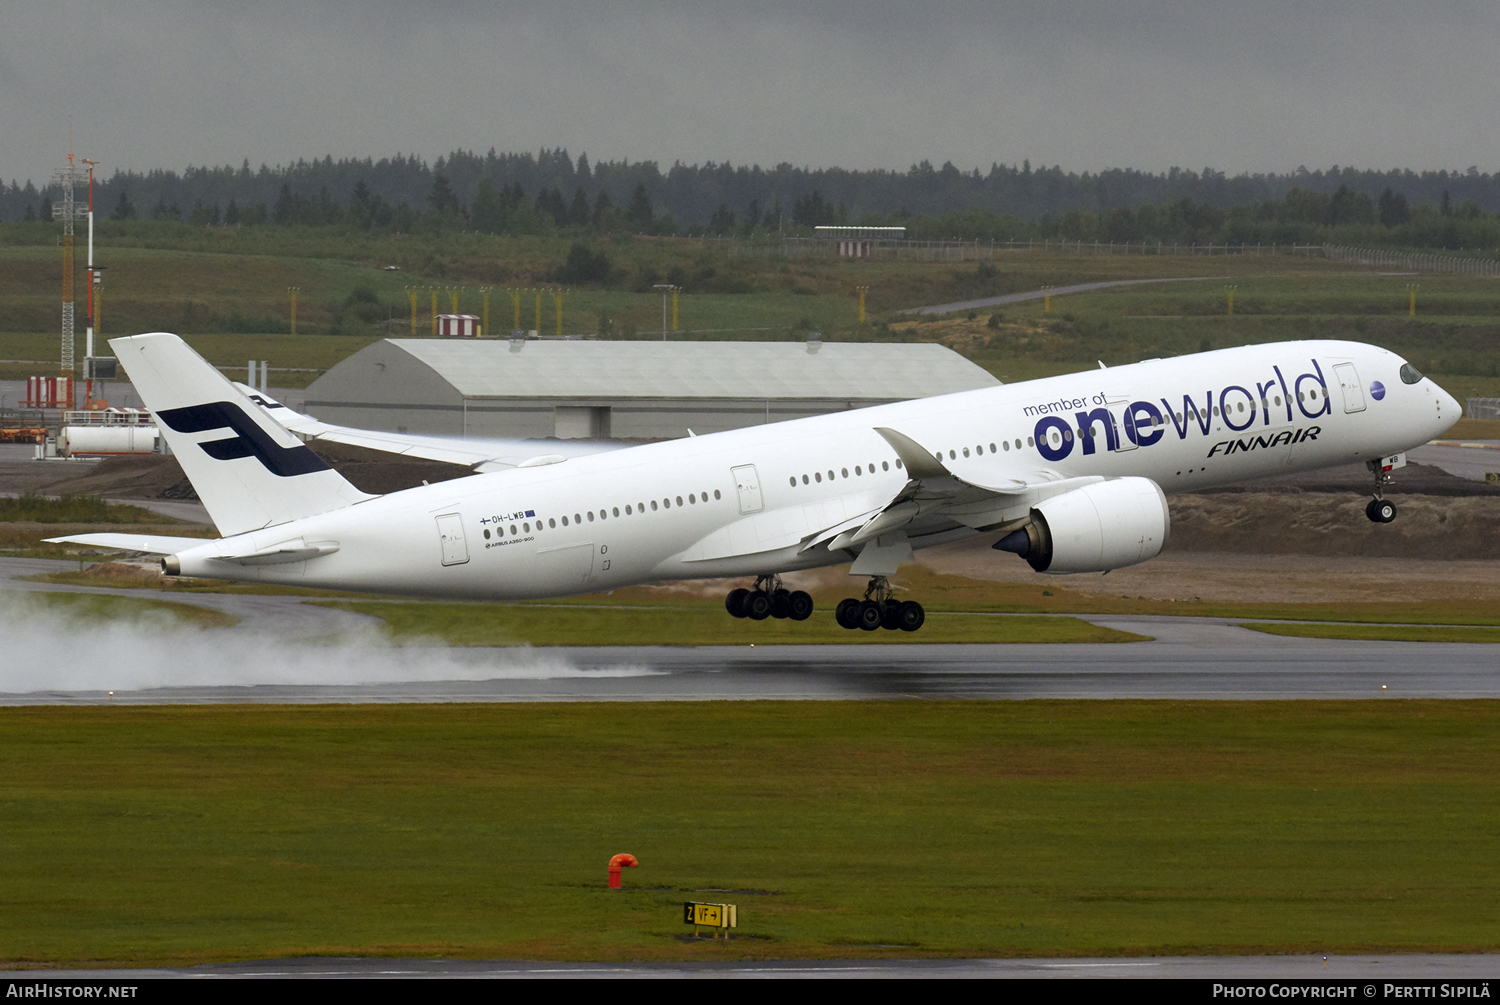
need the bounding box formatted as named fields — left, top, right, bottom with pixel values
left=302, top=338, right=1000, bottom=440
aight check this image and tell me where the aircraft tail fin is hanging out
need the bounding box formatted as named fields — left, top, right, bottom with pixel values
left=111, top=333, right=373, bottom=536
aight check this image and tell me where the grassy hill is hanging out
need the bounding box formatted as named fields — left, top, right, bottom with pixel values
left=3, top=222, right=1497, bottom=403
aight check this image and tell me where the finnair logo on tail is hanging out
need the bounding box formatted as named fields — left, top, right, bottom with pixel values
left=157, top=401, right=330, bottom=477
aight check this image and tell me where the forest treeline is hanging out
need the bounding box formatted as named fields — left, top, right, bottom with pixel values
left=4, top=147, right=1500, bottom=251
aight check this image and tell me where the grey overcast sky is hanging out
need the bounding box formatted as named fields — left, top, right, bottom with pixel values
left=3, top=0, right=1498, bottom=185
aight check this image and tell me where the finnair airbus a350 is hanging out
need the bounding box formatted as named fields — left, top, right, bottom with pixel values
left=55, top=333, right=1458, bottom=632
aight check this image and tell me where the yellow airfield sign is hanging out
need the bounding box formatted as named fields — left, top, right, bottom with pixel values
left=684, top=901, right=738, bottom=931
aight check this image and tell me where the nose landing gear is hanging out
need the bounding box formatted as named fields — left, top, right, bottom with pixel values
left=834, top=576, right=925, bottom=633
left=1366, top=497, right=1397, bottom=524
left=725, top=574, right=813, bottom=622
left=1365, top=460, right=1398, bottom=524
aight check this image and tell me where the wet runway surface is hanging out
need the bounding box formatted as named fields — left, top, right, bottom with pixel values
left=4, top=557, right=1498, bottom=704
left=16, top=953, right=1500, bottom=979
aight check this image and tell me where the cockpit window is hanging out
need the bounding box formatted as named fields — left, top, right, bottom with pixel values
left=1399, top=363, right=1424, bottom=385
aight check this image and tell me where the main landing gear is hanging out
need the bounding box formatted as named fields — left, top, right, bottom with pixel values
left=725, top=574, right=814, bottom=622
left=833, top=576, right=925, bottom=633
left=1365, top=460, right=1397, bottom=524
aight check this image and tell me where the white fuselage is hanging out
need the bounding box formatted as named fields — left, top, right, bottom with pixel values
left=171, top=340, right=1459, bottom=598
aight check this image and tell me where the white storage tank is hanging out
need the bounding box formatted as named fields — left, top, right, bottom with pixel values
left=60, top=424, right=161, bottom=456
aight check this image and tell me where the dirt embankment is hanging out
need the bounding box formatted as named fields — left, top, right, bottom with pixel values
left=1166, top=492, right=1500, bottom=560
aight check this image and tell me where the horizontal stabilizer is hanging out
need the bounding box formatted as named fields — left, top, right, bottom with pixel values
left=237, top=385, right=626, bottom=472
left=44, top=533, right=214, bottom=554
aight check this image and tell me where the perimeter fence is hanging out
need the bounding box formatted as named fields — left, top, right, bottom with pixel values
left=1324, top=244, right=1500, bottom=278
left=1467, top=397, right=1500, bottom=420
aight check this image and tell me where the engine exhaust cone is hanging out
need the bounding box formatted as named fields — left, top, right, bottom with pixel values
left=994, top=529, right=1032, bottom=556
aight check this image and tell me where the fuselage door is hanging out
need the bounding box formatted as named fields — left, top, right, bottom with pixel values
left=1334, top=362, right=1366, bottom=413
left=436, top=513, right=469, bottom=566
left=1105, top=397, right=1138, bottom=451
left=731, top=464, right=764, bottom=514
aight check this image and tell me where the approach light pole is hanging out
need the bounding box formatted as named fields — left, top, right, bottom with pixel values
left=652, top=284, right=678, bottom=341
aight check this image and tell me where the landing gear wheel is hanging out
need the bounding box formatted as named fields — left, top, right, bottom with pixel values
left=880, top=599, right=903, bottom=631
left=896, top=601, right=925, bottom=632
left=770, top=588, right=792, bottom=619
left=787, top=591, right=814, bottom=621
left=725, top=588, right=750, bottom=618
left=835, top=598, right=861, bottom=630
left=746, top=590, right=772, bottom=620
left=1366, top=498, right=1397, bottom=524
left=857, top=600, right=883, bottom=632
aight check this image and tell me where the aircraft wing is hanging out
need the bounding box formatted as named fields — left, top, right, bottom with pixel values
left=682, top=425, right=1101, bottom=564
left=234, top=384, right=628, bottom=472
left=807, top=426, right=1101, bottom=551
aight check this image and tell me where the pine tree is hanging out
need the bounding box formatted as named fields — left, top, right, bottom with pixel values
left=627, top=184, right=653, bottom=230
left=428, top=173, right=462, bottom=216
left=471, top=179, right=505, bottom=233
left=592, top=191, right=614, bottom=228
left=708, top=201, right=736, bottom=235
left=569, top=187, right=591, bottom=227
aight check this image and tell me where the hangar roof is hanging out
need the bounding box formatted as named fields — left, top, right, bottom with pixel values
left=371, top=339, right=999, bottom=400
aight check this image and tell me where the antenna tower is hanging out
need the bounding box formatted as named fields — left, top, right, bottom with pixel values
left=52, top=150, right=87, bottom=378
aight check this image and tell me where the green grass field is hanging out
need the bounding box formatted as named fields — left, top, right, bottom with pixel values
left=21, top=590, right=237, bottom=629
left=1242, top=622, right=1500, bottom=643
left=1, top=700, right=1497, bottom=966
left=0, top=494, right=173, bottom=525
left=322, top=600, right=1146, bottom=646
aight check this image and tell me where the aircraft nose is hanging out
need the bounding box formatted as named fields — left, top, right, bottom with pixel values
left=1432, top=383, right=1462, bottom=432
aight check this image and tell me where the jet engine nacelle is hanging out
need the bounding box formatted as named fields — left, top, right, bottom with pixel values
left=995, top=477, right=1169, bottom=574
